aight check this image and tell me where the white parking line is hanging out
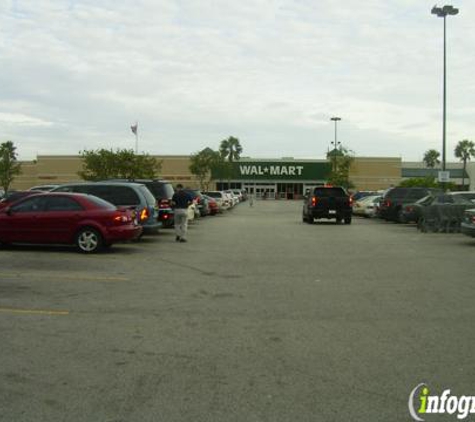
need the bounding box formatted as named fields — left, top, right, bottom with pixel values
left=0, top=307, right=69, bottom=316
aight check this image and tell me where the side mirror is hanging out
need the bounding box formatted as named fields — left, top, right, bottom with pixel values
left=5, top=207, right=13, bottom=216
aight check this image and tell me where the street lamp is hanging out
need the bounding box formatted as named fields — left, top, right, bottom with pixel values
left=431, top=5, right=459, bottom=173
left=330, top=117, right=342, bottom=171
left=330, top=117, right=342, bottom=150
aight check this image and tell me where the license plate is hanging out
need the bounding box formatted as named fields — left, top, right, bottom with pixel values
left=329, top=210, right=336, bottom=215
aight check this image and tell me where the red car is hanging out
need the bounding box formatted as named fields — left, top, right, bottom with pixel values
left=205, top=196, right=219, bottom=215
left=0, top=192, right=142, bottom=253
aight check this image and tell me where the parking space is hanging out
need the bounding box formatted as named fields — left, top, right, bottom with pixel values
left=1, top=200, right=475, bottom=421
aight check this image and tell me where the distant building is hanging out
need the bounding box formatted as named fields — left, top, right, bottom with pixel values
left=11, top=155, right=474, bottom=195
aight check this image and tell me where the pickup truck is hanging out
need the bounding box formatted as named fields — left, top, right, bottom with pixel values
left=302, top=186, right=353, bottom=224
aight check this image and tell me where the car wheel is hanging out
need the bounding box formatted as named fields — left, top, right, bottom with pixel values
left=396, top=209, right=406, bottom=224
left=344, top=217, right=352, bottom=224
left=75, top=227, right=103, bottom=253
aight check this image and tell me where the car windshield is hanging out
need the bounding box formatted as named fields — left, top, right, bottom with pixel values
left=313, top=188, right=346, bottom=197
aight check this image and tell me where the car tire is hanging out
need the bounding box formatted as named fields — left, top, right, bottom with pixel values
left=396, top=209, right=406, bottom=224
left=75, top=227, right=103, bottom=253
left=344, top=217, right=352, bottom=224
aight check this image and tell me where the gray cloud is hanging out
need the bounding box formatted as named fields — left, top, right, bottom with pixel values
left=0, top=0, right=473, bottom=162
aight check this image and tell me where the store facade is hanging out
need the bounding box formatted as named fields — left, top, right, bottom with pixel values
left=213, top=160, right=332, bottom=199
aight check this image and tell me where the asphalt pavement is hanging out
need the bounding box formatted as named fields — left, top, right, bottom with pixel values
left=1, top=200, right=474, bottom=421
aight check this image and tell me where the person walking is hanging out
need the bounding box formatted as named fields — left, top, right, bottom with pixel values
left=172, top=184, right=192, bottom=243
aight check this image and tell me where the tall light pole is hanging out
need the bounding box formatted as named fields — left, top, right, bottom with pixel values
left=330, top=117, right=342, bottom=171
left=330, top=117, right=342, bottom=150
left=431, top=5, right=459, bottom=173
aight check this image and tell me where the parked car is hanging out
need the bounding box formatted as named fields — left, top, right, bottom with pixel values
left=461, top=208, right=475, bottom=238
left=184, top=189, right=210, bottom=217
left=225, top=190, right=239, bottom=206
left=28, top=184, right=60, bottom=191
left=203, top=191, right=231, bottom=212
left=402, top=192, right=475, bottom=224
left=0, top=190, right=41, bottom=210
left=379, top=187, right=443, bottom=222
left=203, top=195, right=219, bottom=215
left=352, top=195, right=382, bottom=218
left=232, top=190, right=243, bottom=202
left=302, top=186, right=352, bottom=224
left=351, top=190, right=380, bottom=202
left=419, top=197, right=475, bottom=233
left=51, top=182, right=161, bottom=234
left=0, top=192, right=142, bottom=252
left=400, top=194, right=435, bottom=224
left=101, top=179, right=175, bottom=228
left=223, top=191, right=235, bottom=208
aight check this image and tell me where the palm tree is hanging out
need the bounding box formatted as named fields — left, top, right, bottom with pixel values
left=219, top=136, right=243, bottom=189
left=219, top=136, right=243, bottom=162
left=454, top=139, right=475, bottom=188
left=422, top=149, right=441, bottom=169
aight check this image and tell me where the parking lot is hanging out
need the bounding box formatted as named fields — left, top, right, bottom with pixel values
left=1, top=200, right=474, bottom=421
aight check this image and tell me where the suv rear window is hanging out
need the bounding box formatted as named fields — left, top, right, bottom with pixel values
left=144, top=182, right=174, bottom=200
left=86, top=195, right=117, bottom=210
left=88, top=186, right=140, bottom=206
left=313, top=187, right=347, bottom=197
left=139, top=185, right=158, bottom=206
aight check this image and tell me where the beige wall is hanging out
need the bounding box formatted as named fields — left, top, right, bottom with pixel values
left=12, top=154, right=400, bottom=191
left=350, top=157, right=401, bottom=190
left=11, top=155, right=201, bottom=190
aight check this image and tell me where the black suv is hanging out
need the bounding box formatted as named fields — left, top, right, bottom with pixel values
left=103, top=179, right=175, bottom=227
left=379, top=187, right=442, bottom=222
left=302, top=186, right=353, bottom=224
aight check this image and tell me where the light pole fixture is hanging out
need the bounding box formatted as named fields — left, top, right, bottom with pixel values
left=330, top=117, right=342, bottom=172
left=431, top=5, right=459, bottom=172
left=330, top=117, right=342, bottom=150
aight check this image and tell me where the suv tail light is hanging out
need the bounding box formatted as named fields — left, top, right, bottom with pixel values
left=311, top=197, right=318, bottom=206
left=349, top=197, right=354, bottom=207
left=139, top=208, right=149, bottom=221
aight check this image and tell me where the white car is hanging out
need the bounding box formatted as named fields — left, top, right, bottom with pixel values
left=225, top=190, right=239, bottom=206
left=204, top=191, right=231, bottom=211
left=352, top=195, right=382, bottom=218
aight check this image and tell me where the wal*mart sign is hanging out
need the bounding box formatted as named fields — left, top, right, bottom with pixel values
left=212, top=162, right=331, bottom=181
left=240, top=165, right=304, bottom=176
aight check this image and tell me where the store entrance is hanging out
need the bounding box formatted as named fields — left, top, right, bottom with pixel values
left=243, top=184, right=276, bottom=199
left=276, top=183, right=304, bottom=200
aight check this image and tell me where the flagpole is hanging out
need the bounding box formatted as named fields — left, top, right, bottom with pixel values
left=131, top=121, right=139, bottom=154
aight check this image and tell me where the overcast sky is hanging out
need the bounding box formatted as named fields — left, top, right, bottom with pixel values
left=1, top=0, right=473, bottom=162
